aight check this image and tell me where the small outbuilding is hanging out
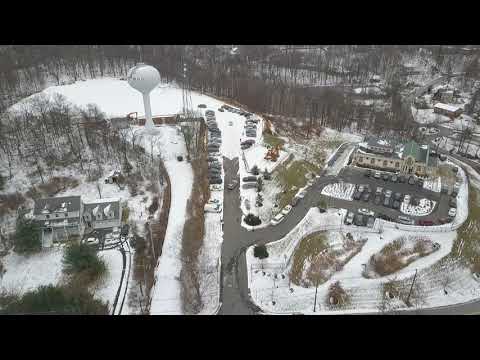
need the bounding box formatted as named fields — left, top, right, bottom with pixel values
left=433, top=103, right=463, bottom=118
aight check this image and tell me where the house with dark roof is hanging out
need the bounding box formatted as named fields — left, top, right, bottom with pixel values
left=82, top=198, right=122, bottom=231
left=33, top=196, right=83, bottom=247
left=352, top=140, right=433, bottom=176
left=33, top=196, right=123, bottom=248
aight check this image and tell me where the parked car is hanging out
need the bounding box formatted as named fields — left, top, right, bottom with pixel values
left=198, top=104, right=207, bottom=108
left=218, top=108, right=224, bottom=112
left=394, top=192, right=402, bottom=201
left=439, top=154, right=447, bottom=161
left=227, top=180, right=238, bottom=190
left=345, top=211, right=355, bottom=225
left=376, top=186, right=383, bottom=195
left=85, top=237, right=99, bottom=246
left=296, top=190, right=307, bottom=199
left=246, top=133, right=257, bottom=138
left=374, top=195, right=382, bottom=205
left=392, top=200, right=400, bottom=209
left=398, top=175, right=406, bottom=183
left=438, top=217, right=452, bottom=224
left=364, top=169, right=372, bottom=177
left=408, top=176, right=416, bottom=185
left=418, top=219, right=434, bottom=226
left=281, top=205, right=293, bottom=216
left=391, top=174, right=398, bottom=183
left=417, top=179, right=424, bottom=187
left=242, top=182, right=258, bottom=189
left=270, top=213, right=285, bottom=225
left=362, top=193, right=370, bottom=202
left=291, top=197, right=301, bottom=207
left=385, top=189, right=392, bottom=197
left=358, top=185, right=365, bottom=193
left=397, top=215, right=415, bottom=225
left=404, top=194, right=411, bottom=204
left=382, top=173, right=389, bottom=181
left=204, top=203, right=222, bottom=213
left=353, top=191, right=362, bottom=200
left=383, top=197, right=391, bottom=207
left=378, top=214, right=393, bottom=221
left=365, top=186, right=372, bottom=194
left=209, top=177, right=222, bottom=184
left=243, top=175, right=257, bottom=182
left=354, top=214, right=366, bottom=226
left=120, top=224, right=130, bottom=237
left=374, top=171, right=381, bottom=179
left=210, top=184, right=222, bottom=191
left=449, top=198, right=457, bottom=208
left=448, top=207, right=457, bottom=217
left=205, top=110, right=215, bottom=116
left=241, top=144, right=252, bottom=150
left=358, top=208, right=374, bottom=217
left=241, top=140, right=255, bottom=146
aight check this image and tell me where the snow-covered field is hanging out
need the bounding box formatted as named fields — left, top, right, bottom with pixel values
left=0, top=247, right=64, bottom=295
left=321, top=183, right=355, bottom=201
left=400, top=198, right=436, bottom=217
left=0, top=244, right=124, bottom=313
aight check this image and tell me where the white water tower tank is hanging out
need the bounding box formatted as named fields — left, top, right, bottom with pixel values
left=127, top=63, right=161, bottom=133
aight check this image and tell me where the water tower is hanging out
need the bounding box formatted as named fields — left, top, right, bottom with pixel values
left=127, top=63, right=161, bottom=134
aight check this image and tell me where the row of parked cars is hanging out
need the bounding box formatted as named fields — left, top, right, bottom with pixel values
left=220, top=104, right=252, bottom=117
left=205, top=109, right=223, bottom=185
left=353, top=184, right=406, bottom=210
left=244, top=116, right=258, bottom=139
left=364, top=169, right=424, bottom=187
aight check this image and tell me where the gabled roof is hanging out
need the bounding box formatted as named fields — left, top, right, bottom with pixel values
left=33, top=196, right=81, bottom=215
left=402, top=141, right=429, bottom=163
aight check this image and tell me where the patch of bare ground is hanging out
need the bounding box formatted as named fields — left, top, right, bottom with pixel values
left=0, top=192, right=25, bottom=217
left=26, top=176, right=80, bottom=199
left=290, top=232, right=366, bottom=287
left=379, top=275, right=428, bottom=310
left=364, top=236, right=438, bottom=278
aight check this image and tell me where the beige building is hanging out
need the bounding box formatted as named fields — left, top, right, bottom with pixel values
left=352, top=140, right=432, bottom=177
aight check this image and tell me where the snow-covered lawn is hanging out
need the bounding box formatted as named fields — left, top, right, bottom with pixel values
left=400, top=198, right=436, bottom=217
left=321, top=183, right=355, bottom=201
left=0, top=247, right=64, bottom=295
left=93, top=248, right=124, bottom=313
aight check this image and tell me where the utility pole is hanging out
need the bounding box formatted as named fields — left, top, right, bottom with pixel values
left=313, top=282, right=319, bottom=312
left=406, top=269, right=418, bottom=307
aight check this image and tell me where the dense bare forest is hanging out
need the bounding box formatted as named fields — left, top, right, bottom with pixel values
left=1, top=45, right=478, bottom=136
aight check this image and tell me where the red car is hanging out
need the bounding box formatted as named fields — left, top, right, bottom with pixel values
left=418, top=220, right=434, bottom=226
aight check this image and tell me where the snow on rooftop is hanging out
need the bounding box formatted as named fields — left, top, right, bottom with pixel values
left=83, top=197, right=120, bottom=204
left=434, top=102, right=462, bottom=112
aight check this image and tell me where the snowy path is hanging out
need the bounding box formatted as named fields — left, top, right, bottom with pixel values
left=148, top=126, right=193, bottom=315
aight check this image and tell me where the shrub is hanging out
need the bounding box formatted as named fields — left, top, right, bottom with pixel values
left=62, top=243, right=106, bottom=281
left=254, top=244, right=269, bottom=259
left=148, top=196, right=159, bottom=215
left=0, top=192, right=26, bottom=217
left=1, top=284, right=108, bottom=315
left=244, top=213, right=261, bottom=226
left=13, top=216, right=41, bottom=254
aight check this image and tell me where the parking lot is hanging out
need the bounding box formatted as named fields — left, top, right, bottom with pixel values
left=327, top=166, right=454, bottom=226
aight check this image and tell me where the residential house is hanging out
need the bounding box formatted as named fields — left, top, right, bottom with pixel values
left=33, top=196, right=83, bottom=247
left=82, top=198, right=122, bottom=231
